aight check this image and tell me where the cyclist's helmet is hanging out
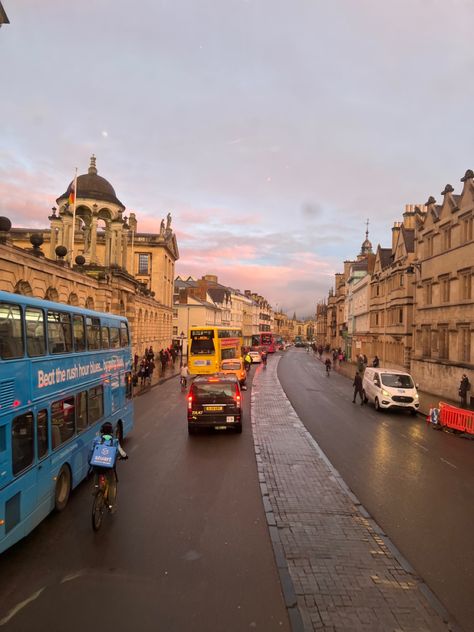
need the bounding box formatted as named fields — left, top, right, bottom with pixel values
left=100, top=421, right=114, bottom=435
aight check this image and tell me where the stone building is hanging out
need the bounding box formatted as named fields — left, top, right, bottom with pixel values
left=411, top=171, right=474, bottom=401
left=1, top=156, right=179, bottom=356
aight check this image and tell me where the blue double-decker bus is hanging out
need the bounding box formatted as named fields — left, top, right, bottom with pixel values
left=0, top=290, right=134, bottom=553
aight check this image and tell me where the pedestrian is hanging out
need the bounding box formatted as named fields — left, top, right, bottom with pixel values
left=357, top=354, right=365, bottom=374
left=133, top=352, right=139, bottom=372
left=363, top=354, right=368, bottom=369
left=372, top=355, right=380, bottom=368
left=459, top=374, right=471, bottom=408
left=352, top=371, right=365, bottom=405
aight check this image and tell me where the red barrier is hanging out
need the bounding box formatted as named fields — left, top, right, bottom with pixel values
left=439, top=402, right=474, bottom=434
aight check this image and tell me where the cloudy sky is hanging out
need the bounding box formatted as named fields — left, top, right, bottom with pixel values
left=1, top=0, right=473, bottom=316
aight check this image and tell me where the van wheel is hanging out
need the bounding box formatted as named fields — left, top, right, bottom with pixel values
left=55, top=465, right=71, bottom=512
left=374, top=397, right=381, bottom=412
left=235, top=422, right=242, bottom=434
left=363, top=390, right=368, bottom=404
left=410, top=409, right=418, bottom=416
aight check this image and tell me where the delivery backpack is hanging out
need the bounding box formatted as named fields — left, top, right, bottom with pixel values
left=89, top=438, right=118, bottom=469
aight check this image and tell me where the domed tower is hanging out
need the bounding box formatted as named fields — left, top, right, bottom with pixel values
left=358, top=218, right=373, bottom=260
left=52, top=155, right=128, bottom=267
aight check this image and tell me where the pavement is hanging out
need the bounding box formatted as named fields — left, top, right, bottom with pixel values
left=251, top=354, right=461, bottom=632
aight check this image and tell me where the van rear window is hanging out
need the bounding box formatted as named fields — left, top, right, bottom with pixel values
left=222, top=361, right=241, bottom=370
left=191, top=383, right=237, bottom=401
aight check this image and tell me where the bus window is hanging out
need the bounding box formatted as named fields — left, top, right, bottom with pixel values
left=47, top=311, right=73, bottom=354
left=101, top=326, right=110, bottom=349
left=51, top=397, right=75, bottom=449
left=73, top=314, right=86, bottom=352
left=75, top=391, right=88, bottom=432
left=109, top=326, right=120, bottom=349
left=25, top=307, right=46, bottom=357
left=37, top=409, right=48, bottom=459
left=86, top=317, right=101, bottom=350
left=0, top=303, right=24, bottom=359
left=88, top=385, right=104, bottom=424
left=12, top=412, right=34, bottom=475
left=120, top=322, right=129, bottom=347
left=190, top=330, right=215, bottom=355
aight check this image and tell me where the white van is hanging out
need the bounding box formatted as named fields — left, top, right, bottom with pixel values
left=362, top=367, right=419, bottom=415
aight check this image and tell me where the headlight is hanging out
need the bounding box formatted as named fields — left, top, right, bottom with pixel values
left=414, top=394, right=419, bottom=400
left=382, top=389, right=391, bottom=398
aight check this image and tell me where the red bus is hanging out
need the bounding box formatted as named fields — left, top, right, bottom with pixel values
left=251, top=333, right=276, bottom=353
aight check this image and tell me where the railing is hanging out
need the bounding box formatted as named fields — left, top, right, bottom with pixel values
left=438, top=402, right=474, bottom=435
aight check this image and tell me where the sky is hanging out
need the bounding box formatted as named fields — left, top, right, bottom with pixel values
left=1, top=1, right=473, bottom=317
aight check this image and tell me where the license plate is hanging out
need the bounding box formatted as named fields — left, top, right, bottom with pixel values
left=226, top=416, right=235, bottom=423
left=205, top=405, right=223, bottom=411
left=214, top=425, right=227, bottom=430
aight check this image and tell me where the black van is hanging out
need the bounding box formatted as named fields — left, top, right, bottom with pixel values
left=187, top=374, right=242, bottom=434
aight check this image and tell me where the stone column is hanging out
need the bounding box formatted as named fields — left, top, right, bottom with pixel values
left=89, top=212, right=98, bottom=264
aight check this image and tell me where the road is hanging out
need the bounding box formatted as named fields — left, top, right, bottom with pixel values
left=278, top=348, right=474, bottom=632
left=0, top=370, right=290, bottom=632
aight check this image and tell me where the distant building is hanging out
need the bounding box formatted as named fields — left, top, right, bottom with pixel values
left=0, top=2, right=9, bottom=27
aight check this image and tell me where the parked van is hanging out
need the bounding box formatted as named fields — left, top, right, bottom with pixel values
left=362, top=367, right=419, bottom=415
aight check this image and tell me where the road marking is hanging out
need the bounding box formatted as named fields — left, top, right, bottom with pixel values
left=440, top=457, right=457, bottom=469
left=129, top=444, right=139, bottom=453
left=142, top=431, right=150, bottom=439
left=414, top=442, right=428, bottom=452
left=0, top=588, right=45, bottom=626
left=60, top=570, right=86, bottom=583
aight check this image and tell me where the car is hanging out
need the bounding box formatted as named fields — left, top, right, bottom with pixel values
left=220, top=357, right=247, bottom=388
left=362, top=367, right=419, bottom=415
left=187, top=374, right=243, bottom=434
left=248, top=350, right=262, bottom=363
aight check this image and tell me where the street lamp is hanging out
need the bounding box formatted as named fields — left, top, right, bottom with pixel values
left=178, top=331, right=186, bottom=367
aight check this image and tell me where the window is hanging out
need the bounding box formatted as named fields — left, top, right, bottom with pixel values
left=120, top=322, right=129, bottom=347
left=439, top=326, right=449, bottom=359
left=442, top=226, right=451, bottom=251
left=461, top=215, right=473, bottom=244
left=12, top=412, right=34, bottom=475
left=76, top=391, right=88, bottom=432
left=47, top=311, right=73, bottom=354
left=459, top=327, right=471, bottom=363
left=399, top=274, right=404, bottom=287
left=109, top=327, right=120, bottom=349
left=25, top=307, right=46, bottom=357
left=86, top=317, right=101, bottom=350
left=51, top=397, right=75, bottom=448
left=425, top=234, right=434, bottom=258
left=137, top=253, right=150, bottom=275
left=173, top=326, right=178, bottom=336
left=88, top=385, right=104, bottom=424
left=440, top=276, right=450, bottom=303
left=0, top=303, right=24, bottom=359
left=421, top=325, right=431, bottom=357
left=398, top=309, right=403, bottom=324
left=424, top=282, right=433, bottom=305
left=37, top=409, right=48, bottom=459
left=101, top=326, right=110, bottom=349
left=460, top=271, right=472, bottom=300
left=73, top=314, right=86, bottom=351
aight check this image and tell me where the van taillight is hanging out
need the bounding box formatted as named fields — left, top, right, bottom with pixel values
left=235, top=394, right=241, bottom=406
left=188, top=395, right=193, bottom=410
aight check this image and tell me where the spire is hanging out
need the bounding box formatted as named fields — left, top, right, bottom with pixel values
left=360, top=217, right=372, bottom=256
left=88, top=154, right=98, bottom=175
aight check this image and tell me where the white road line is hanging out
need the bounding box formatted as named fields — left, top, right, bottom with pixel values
left=129, top=444, right=139, bottom=453
left=441, top=457, right=457, bottom=469
left=414, top=442, right=428, bottom=452
left=142, top=431, right=150, bottom=439
left=60, top=570, right=86, bottom=584
left=0, top=587, right=45, bottom=626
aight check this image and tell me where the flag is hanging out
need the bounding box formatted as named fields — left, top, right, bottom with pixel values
left=68, top=183, right=75, bottom=206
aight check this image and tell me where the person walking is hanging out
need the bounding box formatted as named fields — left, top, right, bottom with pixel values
left=352, top=371, right=365, bottom=405
left=372, top=355, right=380, bottom=368
left=459, top=374, right=471, bottom=408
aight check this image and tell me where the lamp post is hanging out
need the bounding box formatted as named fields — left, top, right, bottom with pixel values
left=178, top=331, right=186, bottom=367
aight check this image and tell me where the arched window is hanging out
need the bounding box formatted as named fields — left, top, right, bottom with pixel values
left=85, top=296, right=95, bottom=310
left=45, top=287, right=59, bottom=302
left=68, top=292, right=79, bottom=306
left=14, top=280, right=33, bottom=296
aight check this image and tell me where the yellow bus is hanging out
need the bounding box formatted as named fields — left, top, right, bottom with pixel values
left=188, top=327, right=243, bottom=376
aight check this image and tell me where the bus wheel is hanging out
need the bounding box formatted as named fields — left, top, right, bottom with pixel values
left=55, top=465, right=71, bottom=512
left=116, top=421, right=124, bottom=444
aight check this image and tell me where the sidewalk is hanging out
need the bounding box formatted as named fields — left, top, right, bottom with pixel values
left=132, top=360, right=180, bottom=396
left=251, top=356, right=459, bottom=632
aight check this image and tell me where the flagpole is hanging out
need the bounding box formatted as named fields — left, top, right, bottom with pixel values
left=70, top=168, right=78, bottom=266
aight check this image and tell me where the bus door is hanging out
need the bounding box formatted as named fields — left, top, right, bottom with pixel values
left=35, top=408, right=53, bottom=512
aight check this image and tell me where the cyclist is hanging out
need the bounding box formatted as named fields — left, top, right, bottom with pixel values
left=244, top=351, right=252, bottom=373
left=90, top=422, right=127, bottom=511
left=325, top=358, right=332, bottom=376
left=261, top=349, right=268, bottom=367
left=180, top=363, right=190, bottom=389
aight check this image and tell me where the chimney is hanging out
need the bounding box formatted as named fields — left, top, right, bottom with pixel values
left=392, top=221, right=401, bottom=252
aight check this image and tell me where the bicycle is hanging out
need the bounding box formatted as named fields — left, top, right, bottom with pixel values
left=91, top=457, right=126, bottom=531
left=180, top=375, right=187, bottom=391
left=325, top=363, right=331, bottom=377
